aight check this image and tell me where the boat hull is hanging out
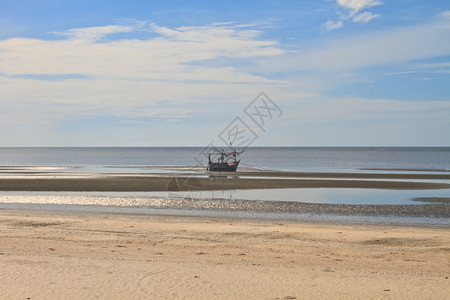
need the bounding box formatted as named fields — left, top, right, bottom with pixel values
left=208, top=160, right=240, bottom=172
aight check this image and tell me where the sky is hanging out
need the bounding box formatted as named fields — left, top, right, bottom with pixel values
left=0, top=0, right=449, bottom=147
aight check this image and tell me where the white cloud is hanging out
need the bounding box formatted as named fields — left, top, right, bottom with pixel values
left=277, top=94, right=450, bottom=146
left=413, top=77, right=432, bottom=81
left=288, top=94, right=450, bottom=123
left=1, top=18, right=448, bottom=146
left=0, top=22, right=284, bottom=80
left=323, top=0, right=383, bottom=31
left=337, top=0, right=383, bottom=16
left=384, top=71, right=416, bottom=76
left=414, top=62, right=450, bottom=69
left=321, top=20, right=344, bottom=32
left=439, top=10, right=450, bottom=21
left=259, top=16, right=450, bottom=73
left=399, top=61, right=450, bottom=76
left=352, top=11, right=379, bottom=23
left=53, top=25, right=137, bottom=41
left=0, top=74, right=276, bottom=145
left=0, top=21, right=288, bottom=145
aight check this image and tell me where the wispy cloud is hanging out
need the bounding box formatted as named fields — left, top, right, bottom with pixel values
left=411, top=61, right=450, bottom=75
left=264, top=13, right=450, bottom=74
left=322, top=20, right=344, bottom=31
left=53, top=24, right=139, bottom=41
left=351, top=11, right=378, bottom=23
left=0, top=21, right=287, bottom=137
left=384, top=71, right=416, bottom=76
left=337, top=0, right=383, bottom=15
left=322, top=0, right=383, bottom=31
left=272, top=93, right=450, bottom=146
left=385, top=61, right=450, bottom=78
left=1, top=7, right=448, bottom=147
left=0, top=22, right=284, bottom=82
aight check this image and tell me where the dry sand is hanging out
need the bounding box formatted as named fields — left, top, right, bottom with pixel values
left=0, top=209, right=449, bottom=299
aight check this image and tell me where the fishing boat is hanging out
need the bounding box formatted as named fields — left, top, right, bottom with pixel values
left=207, top=149, right=240, bottom=172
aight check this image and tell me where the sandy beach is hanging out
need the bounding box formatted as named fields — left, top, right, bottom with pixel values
left=2, top=0, right=450, bottom=296
left=0, top=167, right=449, bottom=299
left=0, top=209, right=449, bottom=299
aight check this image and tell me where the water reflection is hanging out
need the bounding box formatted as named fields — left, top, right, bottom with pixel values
left=190, top=188, right=450, bottom=205
left=0, top=188, right=448, bottom=206
left=208, top=174, right=240, bottom=179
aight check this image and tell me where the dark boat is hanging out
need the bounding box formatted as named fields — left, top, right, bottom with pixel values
left=207, top=149, right=240, bottom=172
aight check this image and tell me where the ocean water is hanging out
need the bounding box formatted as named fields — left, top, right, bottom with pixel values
left=0, top=147, right=449, bottom=172
left=1, top=147, right=449, bottom=225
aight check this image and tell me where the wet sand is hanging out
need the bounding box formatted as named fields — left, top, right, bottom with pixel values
left=0, top=169, right=449, bottom=191
left=0, top=209, right=449, bottom=299
left=412, top=197, right=450, bottom=203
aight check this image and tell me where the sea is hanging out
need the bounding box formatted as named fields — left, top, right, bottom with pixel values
left=0, top=147, right=449, bottom=172
left=0, top=147, right=449, bottom=226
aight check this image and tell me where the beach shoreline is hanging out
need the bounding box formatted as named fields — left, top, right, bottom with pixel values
left=1, top=167, right=449, bottom=298
left=0, top=208, right=449, bottom=299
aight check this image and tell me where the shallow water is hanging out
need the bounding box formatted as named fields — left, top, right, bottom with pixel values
left=1, top=186, right=449, bottom=206
left=0, top=201, right=448, bottom=228
left=1, top=147, right=449, bottom=226
left=194, top=188, right=450, bottom=205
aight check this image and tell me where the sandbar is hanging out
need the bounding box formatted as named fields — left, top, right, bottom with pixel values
left=0, top=170, right=449, bottom=191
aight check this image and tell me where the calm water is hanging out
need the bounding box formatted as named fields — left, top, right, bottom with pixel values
left=1, top=147, right=449, bottom=225
left=1, top=147, right=449, bottom=172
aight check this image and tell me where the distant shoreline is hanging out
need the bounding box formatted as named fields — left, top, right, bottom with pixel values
left=1, top=146, right=450, bottom=148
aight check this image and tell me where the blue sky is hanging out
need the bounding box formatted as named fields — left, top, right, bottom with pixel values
left=1, top=0, right=449, bottom=146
